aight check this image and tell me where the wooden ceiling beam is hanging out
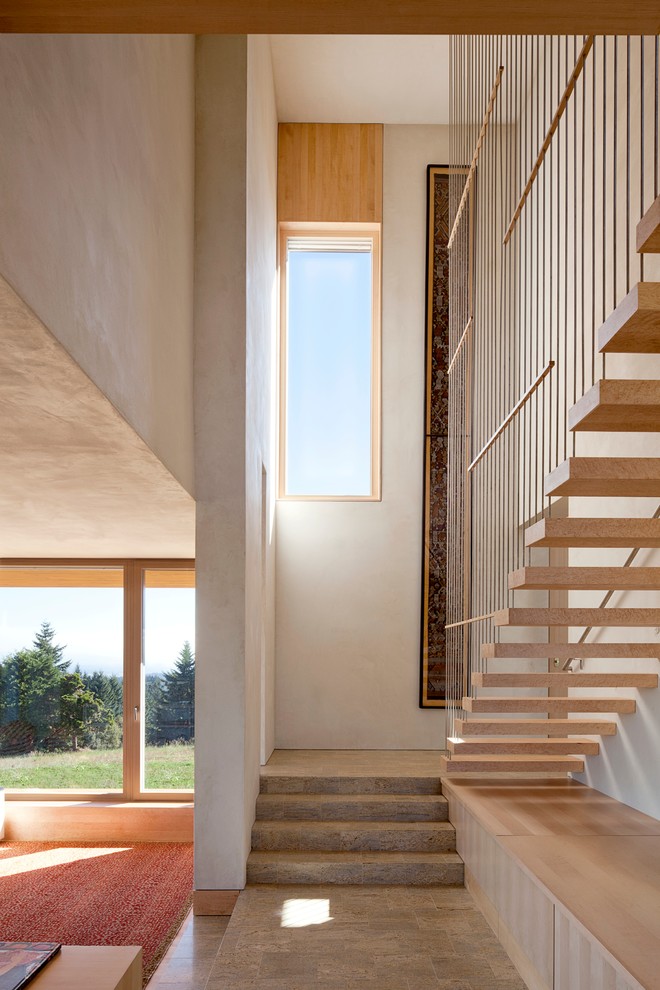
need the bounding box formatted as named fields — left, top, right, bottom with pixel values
left=0, top=0, right=658, bottom=35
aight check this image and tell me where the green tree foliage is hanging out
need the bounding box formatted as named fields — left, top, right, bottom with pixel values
left=0, top=622, right=120, bottom=753
left=145, top=672, right=164, bottom=746
left=80, top=669, right=123, bottom=719
left=155, top=641, right=195, bottom=743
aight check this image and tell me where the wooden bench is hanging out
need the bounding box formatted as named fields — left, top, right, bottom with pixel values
left=29, top=946, right=141, bottom=990
left=443, top=777, right=660, bottom=990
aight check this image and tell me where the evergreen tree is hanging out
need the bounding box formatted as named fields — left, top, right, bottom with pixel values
left=58, top=671, right=105, bottom=751
left=145, top=673, right=164, bottom=745
left=32, top=621, right=69, bottom=673
left=0, top=634, right=64, bottom=749
left=0, top=623, right=120, bottom=753
left=82, top=670, right=123, bottom=719
left=155, top=641, right=195, bottom=743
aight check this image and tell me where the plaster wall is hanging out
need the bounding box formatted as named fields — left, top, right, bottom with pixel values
left=194, top=35, right=249, bottom=890
left=194, top=35, right=278, bottom=890
left=245, top=34, right=278, bottom=783
left=0, top=35, right=195, bottom=493
left=275, top=125, right=449, bottom=749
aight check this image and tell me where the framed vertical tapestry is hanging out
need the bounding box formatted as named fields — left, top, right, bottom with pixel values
left=420, top=164, right=451, bottom=708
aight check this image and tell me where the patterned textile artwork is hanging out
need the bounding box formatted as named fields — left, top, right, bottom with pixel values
left=420, top=165, right=450, bottom=707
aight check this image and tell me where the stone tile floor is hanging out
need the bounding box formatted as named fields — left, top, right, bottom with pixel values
left=148, top=885, right=527, bottom=990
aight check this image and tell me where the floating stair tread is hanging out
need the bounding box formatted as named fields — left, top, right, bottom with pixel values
left=495, top=607, right=660, bottom=627
left=598, top=283, right=660, bottom=353
left=455, top=718, right=617, bottom=736
left=637, top=195, right=660, bottom=253
left=463, top=696, right=636, bottom=713
left=545, top=458, right=660, bottom=497
left=474, top=672, right=657, bottom=688
left=568, top=380, right=660, bottom=432
left=524, top=517, right=660, bottom=549
left=441, top=754, right=585, bottom=774
left=448, top=737, right=600, bottom=755
left=509, top=566, right=660, bottom=590
left=482, top=642, right=660, bottom=659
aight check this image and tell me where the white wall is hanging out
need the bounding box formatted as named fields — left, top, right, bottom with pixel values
left=275, top=125, right=449, bottom=749
left=0, top=36, right=195, bottom=493
left=246, top=34, right=278, bottom=776
left=194, top=35, right=278, bottom=891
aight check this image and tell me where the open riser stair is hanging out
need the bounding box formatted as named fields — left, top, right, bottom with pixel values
left=248, top=773, right=464, bottom=884
left=442, top=197, right=660, bottom=775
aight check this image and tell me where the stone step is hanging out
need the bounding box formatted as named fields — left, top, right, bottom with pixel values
left=637, top=194, right=660, bottom=253
left=455, top=717, right=618, bottom=736
left=597, top=282, right=660, bottom=353
left=568, top=380, right=660, bottom=433
left=259, top=774, right=441, bottom=795
left=246, top=850, right=464, bottom=885
left=545, top=457, right=660, bottom=497
left=251, top=819, right=456, bottom=852
left=524, top=516, right=660, bottom=548
left=255, top=792, right=449, bottom=822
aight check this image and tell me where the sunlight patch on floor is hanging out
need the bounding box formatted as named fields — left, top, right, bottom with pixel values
left=0, top=846, right=130, bottom=877
left=280, top=898, right=333, bottom=928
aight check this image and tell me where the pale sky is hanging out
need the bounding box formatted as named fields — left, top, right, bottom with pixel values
left=0, top=586, right=195, bottom=677
left=286, top=248, right=373, bottom=496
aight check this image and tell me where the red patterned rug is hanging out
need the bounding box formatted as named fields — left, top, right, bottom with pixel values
left=0, top=841, right=193, bottom=985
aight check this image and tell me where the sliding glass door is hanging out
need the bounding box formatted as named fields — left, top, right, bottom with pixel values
left=0, top=560, right=194, bottom=800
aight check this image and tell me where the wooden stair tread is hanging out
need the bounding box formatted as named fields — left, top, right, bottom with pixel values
left=545, top=457, right=660, bottom=497
left=455, top=718, right=617, bottom=736
left=441, top=754, right=585, bottom=774
left=509, top=566, right=660, bottom=590
left=448, top=737, right=600, bottom=755
left=524, top=517, right=660, bottom=548
left=637, top=194, right=660, bottom=253
left=495, top=607, right=660, bottom=627
left=474, top=672, right=657, bottom=688
left=568, top=380, right=660, bottom=432
left=597, top=282, right=660, bottom=353
left=463, top=696, right=636, bottom=713
left=482, top=642, right=660, bottom=659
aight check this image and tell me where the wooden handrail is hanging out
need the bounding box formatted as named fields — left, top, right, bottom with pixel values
left=468, top=360, right=554, bottom=474
left=503, top=36, right=594, bottom=246
left=447, top=66, right=504, bottom=251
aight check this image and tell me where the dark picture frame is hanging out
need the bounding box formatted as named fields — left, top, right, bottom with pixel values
left=420, top=164, right=451, bottom=708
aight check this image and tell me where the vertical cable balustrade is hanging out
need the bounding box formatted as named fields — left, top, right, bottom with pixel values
left=445, top=35, right=660, bottom=735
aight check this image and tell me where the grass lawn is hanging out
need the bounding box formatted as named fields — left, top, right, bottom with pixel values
left=0, top=744, right=194, bottom=790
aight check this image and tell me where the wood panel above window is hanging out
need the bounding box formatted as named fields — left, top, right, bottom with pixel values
left=278, top=123, right=383, bottom=224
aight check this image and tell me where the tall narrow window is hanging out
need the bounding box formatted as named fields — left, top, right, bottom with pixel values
left=279, top=225, right=381, bottom=499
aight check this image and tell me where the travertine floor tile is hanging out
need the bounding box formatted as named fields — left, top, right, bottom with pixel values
left=148, top=882, right=525, bottom=989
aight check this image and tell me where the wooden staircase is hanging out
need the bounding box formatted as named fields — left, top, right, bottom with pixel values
left=442, top=195, right=660, bottom=776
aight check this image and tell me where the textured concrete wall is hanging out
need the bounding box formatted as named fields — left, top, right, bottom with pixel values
left=0, top=35, right=195, bottom=493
